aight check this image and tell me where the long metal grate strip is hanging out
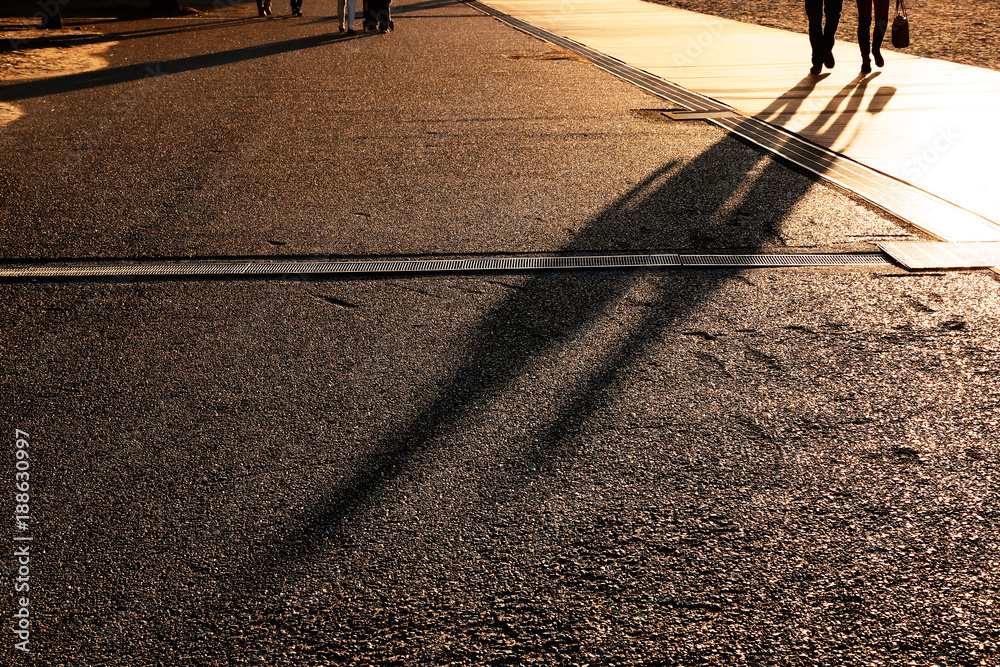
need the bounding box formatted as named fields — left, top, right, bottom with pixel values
left=0, top=253, right=890, bottom=280
left=681, top=253, right=888, bottom=267
left=468, top=0, right=1000, bottom=243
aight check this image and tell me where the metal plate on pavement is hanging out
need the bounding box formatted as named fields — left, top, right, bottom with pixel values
left=877, top=242, right=1000, bottom=269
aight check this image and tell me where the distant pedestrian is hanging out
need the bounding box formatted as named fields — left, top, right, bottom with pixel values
left=290, top=0, right=303, bottom=16
left=805, top=0, right=842, bottom=73
left=857, top=0, right=890, bottom=72
left=256, top=0, right=272, bottom=16
left=363, top=0, right=393, bottom=33
left=339, top=0, right=357, bottom=34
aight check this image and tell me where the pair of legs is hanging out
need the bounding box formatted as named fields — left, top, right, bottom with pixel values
left=290, top=0, right=302, bottom=16
left=364, top=0, right=392, bottom=32
left=857, top=0, right=890, bottom=71
left=255, top=0, right=272, bottom=16
left=805, top=0, right=843, bottom=73
left=338, top=0, right=357, bottom=31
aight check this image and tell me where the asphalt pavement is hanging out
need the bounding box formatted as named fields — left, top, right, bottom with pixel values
left=1, top=1, right=998, bottom=665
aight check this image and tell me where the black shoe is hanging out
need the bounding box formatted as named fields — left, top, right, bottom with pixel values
left=824, top=49, right=835, bottom=69
left=873, top=48, right=884, bottom=68
left=388, top=20, right=393, bottom=31
left=861, top=58, right=872, bottom=73
left=810, top=63, right=822, bottom=74
left=346, top=28, right=356, bottom=35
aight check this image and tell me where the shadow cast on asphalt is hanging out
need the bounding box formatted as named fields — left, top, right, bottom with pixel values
left=199, top=73, right=891, bottom=643
left=37, top=66, right=892, bottom=656
left=1, top=15, right=265, bottom=52
left=267, top=133, right=787, bottom=554
left=0, top=29, right=364, bottom=103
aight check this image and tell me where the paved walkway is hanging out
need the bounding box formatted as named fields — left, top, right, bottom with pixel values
left=480, top=0, right=1000, bottom=242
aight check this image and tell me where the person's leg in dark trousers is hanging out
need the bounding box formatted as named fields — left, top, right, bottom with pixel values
left=363, top=0, right=377, bottom=31
left=368, top=0, right=391, bottom=31
left=805, top=0, right=842, bottom=72
left=857, top=0, right=873, bottom=71
left=872, top=0, right=890, bottom=67
left=824, top=0, right=843, bottom=67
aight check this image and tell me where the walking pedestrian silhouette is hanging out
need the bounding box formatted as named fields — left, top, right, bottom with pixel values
left=805, top=0, right=843, bottom=73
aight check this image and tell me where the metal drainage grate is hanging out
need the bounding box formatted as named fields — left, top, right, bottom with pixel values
left=680, top=253, right=888, bottom=268
left=0, top=252, right=892, bottom=280
left=877, top=242, right=1000, bottom=269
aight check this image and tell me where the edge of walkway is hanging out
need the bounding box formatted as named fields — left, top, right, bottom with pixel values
left=469, top=0, right=1000, bottom=244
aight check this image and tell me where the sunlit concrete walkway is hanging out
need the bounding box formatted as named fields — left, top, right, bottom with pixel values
left=481, top=0, right=1000, bottom=242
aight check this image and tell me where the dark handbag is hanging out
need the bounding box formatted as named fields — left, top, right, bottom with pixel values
left=892, top=0, right=910, bottom=48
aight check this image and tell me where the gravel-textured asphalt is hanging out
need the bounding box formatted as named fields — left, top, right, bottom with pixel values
left=2, top=1, right=998, bottom=665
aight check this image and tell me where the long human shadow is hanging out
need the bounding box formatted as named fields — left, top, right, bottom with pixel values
left=233, top=74, right=890, bottom=581
left=756, top=71, right=889, bottom=154
left=163, top=75, right=895, bottom=656
left=800, top=72, right=886, bottom=149
left=0, top=31, right=353, bottom=103
left=755, top=72, right=831, bottom=127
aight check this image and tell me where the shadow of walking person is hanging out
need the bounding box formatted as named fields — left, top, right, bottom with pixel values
left=231, top=111, right=865, bottom=582
left=756, top=71, right=893, bottom=157
left=799, top=71, right=888, bottom=151
left=183, top=77, right=900, bottom=660
left=755, top=72, right=832, bottom=127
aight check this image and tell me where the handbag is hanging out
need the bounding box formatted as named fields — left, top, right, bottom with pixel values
left=892, top=0, right=910, bottom=48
